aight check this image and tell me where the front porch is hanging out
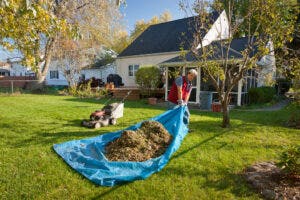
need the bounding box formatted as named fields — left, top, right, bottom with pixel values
left=161, top=65, right=258, bottom=109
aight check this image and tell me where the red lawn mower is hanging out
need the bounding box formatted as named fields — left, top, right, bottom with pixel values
left=81, top=91, right=131, bottom=128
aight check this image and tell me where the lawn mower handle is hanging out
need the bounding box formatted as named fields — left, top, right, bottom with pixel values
left=121, top=90, right=132, bottom=102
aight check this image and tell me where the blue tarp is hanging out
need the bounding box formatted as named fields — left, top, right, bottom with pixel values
left=53, top=106, right=188, bottom=186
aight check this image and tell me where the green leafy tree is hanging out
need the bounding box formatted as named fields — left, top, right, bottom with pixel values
left=180, top=0, right=297, bottom=127
left=135, top=66, right=161, bottom=97
left=0, top=0, right=70, bottom=83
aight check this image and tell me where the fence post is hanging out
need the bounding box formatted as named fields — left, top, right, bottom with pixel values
left=11, top=80, right=14, bottom=93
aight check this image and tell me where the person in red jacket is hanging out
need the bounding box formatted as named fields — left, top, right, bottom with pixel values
left=167, top=69, right=198, bottom=124
left=168, top=69, right=197, bottom=107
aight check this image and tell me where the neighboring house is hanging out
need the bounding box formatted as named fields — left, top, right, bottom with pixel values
left=0, top=62, right=10, bottom=76
left=116, top=10, right=276, bottom=107
left=0, top=59, right=34, bottom=77
left=46, top=47, right=117, bottom=86
left=46, top=62, right=117, bottom=86
left=9, top=59, right=35, bottom=76
left=46, top=61, right=117, bottom=86
left=116, top=11, right=230, bottom=86
left=0, top=47, right=34, bottom=77
left=0, top=44, right=117, bottom=86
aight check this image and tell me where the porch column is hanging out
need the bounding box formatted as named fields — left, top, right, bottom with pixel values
left=237, top=65, right=242, bottom=106
left=237, top=78, right=242, bottom=106
left=196, top=66, right=200, bottom=104
left=164, top=66, right=168, bottom=101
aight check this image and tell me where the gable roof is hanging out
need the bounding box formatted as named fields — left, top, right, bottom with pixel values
left=160, top=37, right=258, bottom=65
left=118, top=12, right=220, bottom=57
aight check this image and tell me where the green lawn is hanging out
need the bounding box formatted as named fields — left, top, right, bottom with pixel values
left=0, top=94, right=299, bottom=199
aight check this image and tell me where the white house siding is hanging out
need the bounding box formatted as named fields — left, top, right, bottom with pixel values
left=81, top=63, right=116, bottom=82
left=198, top=10, right=230, bottom=48
left=116, top=52, right=180, bottom=87
left=45, top=70, right=69, bottom=86
left=45, top=60, right=69, bottom=86
left=46, top=61, right=116, bottom=86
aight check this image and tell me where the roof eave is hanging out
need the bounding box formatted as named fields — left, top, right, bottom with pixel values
left=117, top=50, right=186, bottom=59
left=159, top=58, right=244, bottom=67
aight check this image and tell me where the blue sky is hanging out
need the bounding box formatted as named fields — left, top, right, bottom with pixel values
left=120, top=0, right=188, bottom=34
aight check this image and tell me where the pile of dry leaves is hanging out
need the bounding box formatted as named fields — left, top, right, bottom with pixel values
left=105, top=121, right=172, bottom=162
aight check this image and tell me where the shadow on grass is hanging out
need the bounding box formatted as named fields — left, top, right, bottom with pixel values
left=202, top=169, right=256, bottom=198
left=90, top=182, right=132, bottom=199
left=171, top=131, right=226, bottom=161
left=64, top=119, right=86, bottom=128
left=161, top=164, right=256, bottom=198
left=64, top=97, right=295, bottom=130
left=64, top=97, right=166, bottom=110
left=9, top=129, right=110, bottom=148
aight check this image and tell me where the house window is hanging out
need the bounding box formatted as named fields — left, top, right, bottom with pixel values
left=50, top=70, right=59, bottom=79
left=128, top=65, right=139, bottom=76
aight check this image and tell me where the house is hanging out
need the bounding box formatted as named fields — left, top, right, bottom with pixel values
left=46, top=47, right=117, bottom=86
left=0, top=44, right=117, bottom=86
left=46, top=61, right=117, bottom=86
left=116, top=10, right=276, bottom=107
left=116, top=10, right=230, bottom=86
left=46, top=62, right=117, bottom=86
left=0, top=59, right=34, bottom=77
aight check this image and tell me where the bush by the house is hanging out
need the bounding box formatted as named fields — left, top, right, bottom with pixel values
left=286, top=101, right=300, bottom=129
left=248, top=86, right=276, bottom=104
left=59, top=80, right=107, bottom=98
left=135, top=66, right=161, bottom=97
left=277, top=145, right=300, bottom=175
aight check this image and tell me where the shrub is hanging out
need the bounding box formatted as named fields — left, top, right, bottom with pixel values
left=135, top=66, right=161, bottom=97
left=286, top=101, right=300, bottom=128
left=248, top=86, right=276, bottom=104
left=277, top=146, right=300, bottom=175
left=60, top=80, right=107, bottom=98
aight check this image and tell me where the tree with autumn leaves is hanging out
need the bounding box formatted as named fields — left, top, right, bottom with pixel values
left=0, top=0, right=124, bottom=87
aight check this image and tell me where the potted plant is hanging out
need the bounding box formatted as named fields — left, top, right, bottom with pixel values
left=135, top=65, right=161, bottom=105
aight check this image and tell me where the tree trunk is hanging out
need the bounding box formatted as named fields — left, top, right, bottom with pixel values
left=39, top=38, right=55, bottom=80
left=221, top=101, right=230, bottom=128
left=25, top=38, right=55, bottom=90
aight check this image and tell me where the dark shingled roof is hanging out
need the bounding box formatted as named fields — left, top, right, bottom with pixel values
left=118, top=12, right=220, bottom=57
left=160, top=37, right=258, bottom=65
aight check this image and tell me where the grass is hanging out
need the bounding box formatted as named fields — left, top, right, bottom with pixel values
left=0, top=94, right=299, bottom=200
